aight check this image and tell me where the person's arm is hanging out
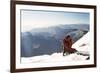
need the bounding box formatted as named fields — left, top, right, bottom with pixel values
left=70, top=39, right=73, bottom=47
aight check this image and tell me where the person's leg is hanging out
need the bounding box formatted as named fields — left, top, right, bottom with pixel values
left=63, top=51, right=66, bottom=56
left=67, top=48, right=77, bottom=54
left=63, top=51, right=69, bottom=56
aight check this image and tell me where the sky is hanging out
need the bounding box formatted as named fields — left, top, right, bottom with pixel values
left=21, top=10, right=90, bottom=32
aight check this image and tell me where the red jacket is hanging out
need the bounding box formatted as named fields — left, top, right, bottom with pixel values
left=63, top=36, right=76, bottom=53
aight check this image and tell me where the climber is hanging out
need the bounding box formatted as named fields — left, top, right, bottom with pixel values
left=62, top=35, right=77, bottom=56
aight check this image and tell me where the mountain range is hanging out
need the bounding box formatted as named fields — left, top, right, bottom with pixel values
left=21, top=24, right=89, bottom=57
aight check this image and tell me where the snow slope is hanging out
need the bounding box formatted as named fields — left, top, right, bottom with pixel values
left=21, top=32, right=90, bottom=63
left=72, top=31, right=90, bottom=52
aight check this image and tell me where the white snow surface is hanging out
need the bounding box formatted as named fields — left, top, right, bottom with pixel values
left=21, top=32, right=90, bottom=63
left=72, top=31, right=90, bottom=52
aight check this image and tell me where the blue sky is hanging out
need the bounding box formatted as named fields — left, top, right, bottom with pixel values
left=21, top=10, right=89, bottom=31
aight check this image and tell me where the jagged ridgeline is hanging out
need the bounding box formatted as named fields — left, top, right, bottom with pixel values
left=21, top=24, right=89, bottom=57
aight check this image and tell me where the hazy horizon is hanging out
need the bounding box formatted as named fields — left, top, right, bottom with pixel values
left=21, top=10, right=90, bottom=32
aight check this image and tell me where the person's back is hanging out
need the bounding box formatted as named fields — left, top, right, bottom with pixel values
left=62, top=35, right=77, bottom=56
